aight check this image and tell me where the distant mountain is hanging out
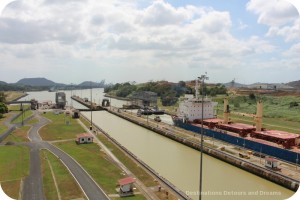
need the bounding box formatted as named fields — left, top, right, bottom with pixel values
left=16, top=78, right=56, bottom=86
left=287, top=80, right=300, bottom=88
left=0, top=81, right=7, bottom=85
left=223, top=81, right=247, bottom=88
left=78, top=81, right=105, bottom=88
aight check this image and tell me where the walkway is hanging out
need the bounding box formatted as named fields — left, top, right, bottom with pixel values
left=20, top=111, right=109, bottom=200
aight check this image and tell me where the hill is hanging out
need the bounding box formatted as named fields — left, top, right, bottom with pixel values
left=223, top=81, right=247, bottom=88
left=16, top=78, right=56, bottom=86
left=0, top=81, right=7, bottom=85
left=78, top=80, right=105, bottom=88
left=287, top=80, right=300, bottom=88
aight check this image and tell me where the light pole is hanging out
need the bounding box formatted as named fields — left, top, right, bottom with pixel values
left=198, top=73, right=208, bottom=200
left=90, top=82, right=93, bottom=131
left=21, top=103, right=24, bottom=126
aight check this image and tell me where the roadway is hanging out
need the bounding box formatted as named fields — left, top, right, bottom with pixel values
left=20, top=111, right=109, bottom=200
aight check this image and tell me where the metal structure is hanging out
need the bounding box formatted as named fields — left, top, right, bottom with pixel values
left=130, top=91, right=158, bottom=107
left=198, top=73, right=208, bottom=200
left=55, top=92, right=66, bottom=109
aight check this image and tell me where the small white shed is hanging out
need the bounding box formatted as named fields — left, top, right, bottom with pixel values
left=118, top=177, right=135, bottom=195
left=76, top=133, right=93, bottom=144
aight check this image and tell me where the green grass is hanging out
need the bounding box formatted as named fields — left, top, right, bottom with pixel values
left=8, top=104, right=30, bottom=112
left=12, top=110, right=33, bottom=124
left=0, top=115, right=8, bottom=134
left=113, top=195, right=147, bottom=200
left=27, top=117, right=39, bottom=125
left=215, top=95, right=300, bottom=134
left=97, top=134, right=157, bottom=187
left=157, top=98, right=178, bottom=114
left=4, top=91, right=26, bottom=102
left=41, top=150, right=86, bottom=200
left=0, top=146, right=30, bottom=181
left=40, top=112, right=85, bottom=141
left=1, top=179, right=21, bottom=199
left=41, top=151, right=59, bottom=200
left=3, top=126, right=31, bottom=143
left=55, top=141, right=124, bottom=194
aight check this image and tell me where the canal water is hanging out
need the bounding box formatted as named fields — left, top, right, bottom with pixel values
left=20, top=89, right=295, bottom=200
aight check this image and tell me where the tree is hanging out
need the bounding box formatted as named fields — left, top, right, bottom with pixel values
left=249, top=93, right=256, bottom=100
left=0, top=102, right=8, bottom=115
left=0, top=92, right=6, bottom=102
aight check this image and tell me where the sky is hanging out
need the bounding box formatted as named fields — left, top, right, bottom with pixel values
left=0, top=0, right=299, bottom=85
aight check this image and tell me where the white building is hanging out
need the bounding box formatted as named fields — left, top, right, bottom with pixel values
left=76, top=133, right=93, bottom=144
left=178, top=94, right=218, bottom=122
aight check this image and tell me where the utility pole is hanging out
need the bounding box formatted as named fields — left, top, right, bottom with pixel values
left=21, top=103, right=24, bottom=126
left=90, top=82, right=93, bottom=131
left=198, top=73, right=208, bottom=200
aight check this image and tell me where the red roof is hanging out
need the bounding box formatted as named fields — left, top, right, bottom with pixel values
left=76, top=133, right=93, bottom=138
left=118, top=177, right=135, bottom=186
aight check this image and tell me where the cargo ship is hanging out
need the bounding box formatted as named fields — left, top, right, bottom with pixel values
left=172, top=80, right=300, bottom=164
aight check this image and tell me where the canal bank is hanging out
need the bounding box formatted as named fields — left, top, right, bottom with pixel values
left=80, top=113, right=191, bottom=200
left=68, top=94, right=293, bottom=199
left=70, top=95, right=298, bottom=194
left=107, top=107, right=299, bottom=192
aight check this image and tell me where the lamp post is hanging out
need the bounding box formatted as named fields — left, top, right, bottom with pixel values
left=198, top=73, right=208, bottom=200
left=90, top=82, right=93, bottom=131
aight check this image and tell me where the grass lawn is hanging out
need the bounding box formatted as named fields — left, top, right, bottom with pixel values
left=0, top=114, right=8, bottom=134
left=97, top=134, right=157, bottom=187
left=12, top=110, right=33, bottom=124
left=41, top=150, right=86, bottom=200
left=41, top=150, right=58, bottom=200
left=55, top=141, right=124, bottom=194
left=4, top=91, right=26, bottom=102
left=0, top=146, right=30, bottom=198
left=213, top=95, right=300, bottom=134
left=3, top=126, right=31, bottom=143
left=40, top=112, right=85, bottom=141
left=1, top=179, right=21, bottom=199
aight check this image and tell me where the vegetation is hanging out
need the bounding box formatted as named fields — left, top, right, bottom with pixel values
left=55, top=141, right=124, bottom=194
left=105, top=81, right=227, bottom=106
left=97, top=134, right=157, bottom=187
left=0, top=146, right=30, bottom=199
left=215, top=94, right=300, bottom=133
left=3, top=126, right=31, bottom=143
left=0, top=92, right=8, bottom=118
left=3, top=91, right=26, bottom=102
left=39, top=112, right=85, bottom=140
left=12, top=110, right=33, bottom=124
left=41, top=150, right=86, bottom=200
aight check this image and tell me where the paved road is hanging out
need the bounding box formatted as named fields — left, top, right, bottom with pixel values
left=22, top=111, right=109, bottom=200
left=23, top=144, right=45, bottom=200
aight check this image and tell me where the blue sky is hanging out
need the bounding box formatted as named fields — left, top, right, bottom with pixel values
left=0, top=0, right=299, bottom=84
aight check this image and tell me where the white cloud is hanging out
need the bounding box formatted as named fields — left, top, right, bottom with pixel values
left=247, top=0, right=300, bottom=42
left=246, top=0, right=298, bottom=26
left=266, top=18, right=300, bottom=41
left=0, top=0, right=297, bottom=83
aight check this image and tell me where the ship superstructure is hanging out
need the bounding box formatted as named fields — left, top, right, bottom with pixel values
left=177, top=79, right=218, bottom=122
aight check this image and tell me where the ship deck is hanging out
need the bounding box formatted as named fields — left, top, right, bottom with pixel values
left=191, top=122, right=300, bottom=153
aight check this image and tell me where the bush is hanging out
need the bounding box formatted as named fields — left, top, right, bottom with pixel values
left=289, top=102, right=299, bottom=108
